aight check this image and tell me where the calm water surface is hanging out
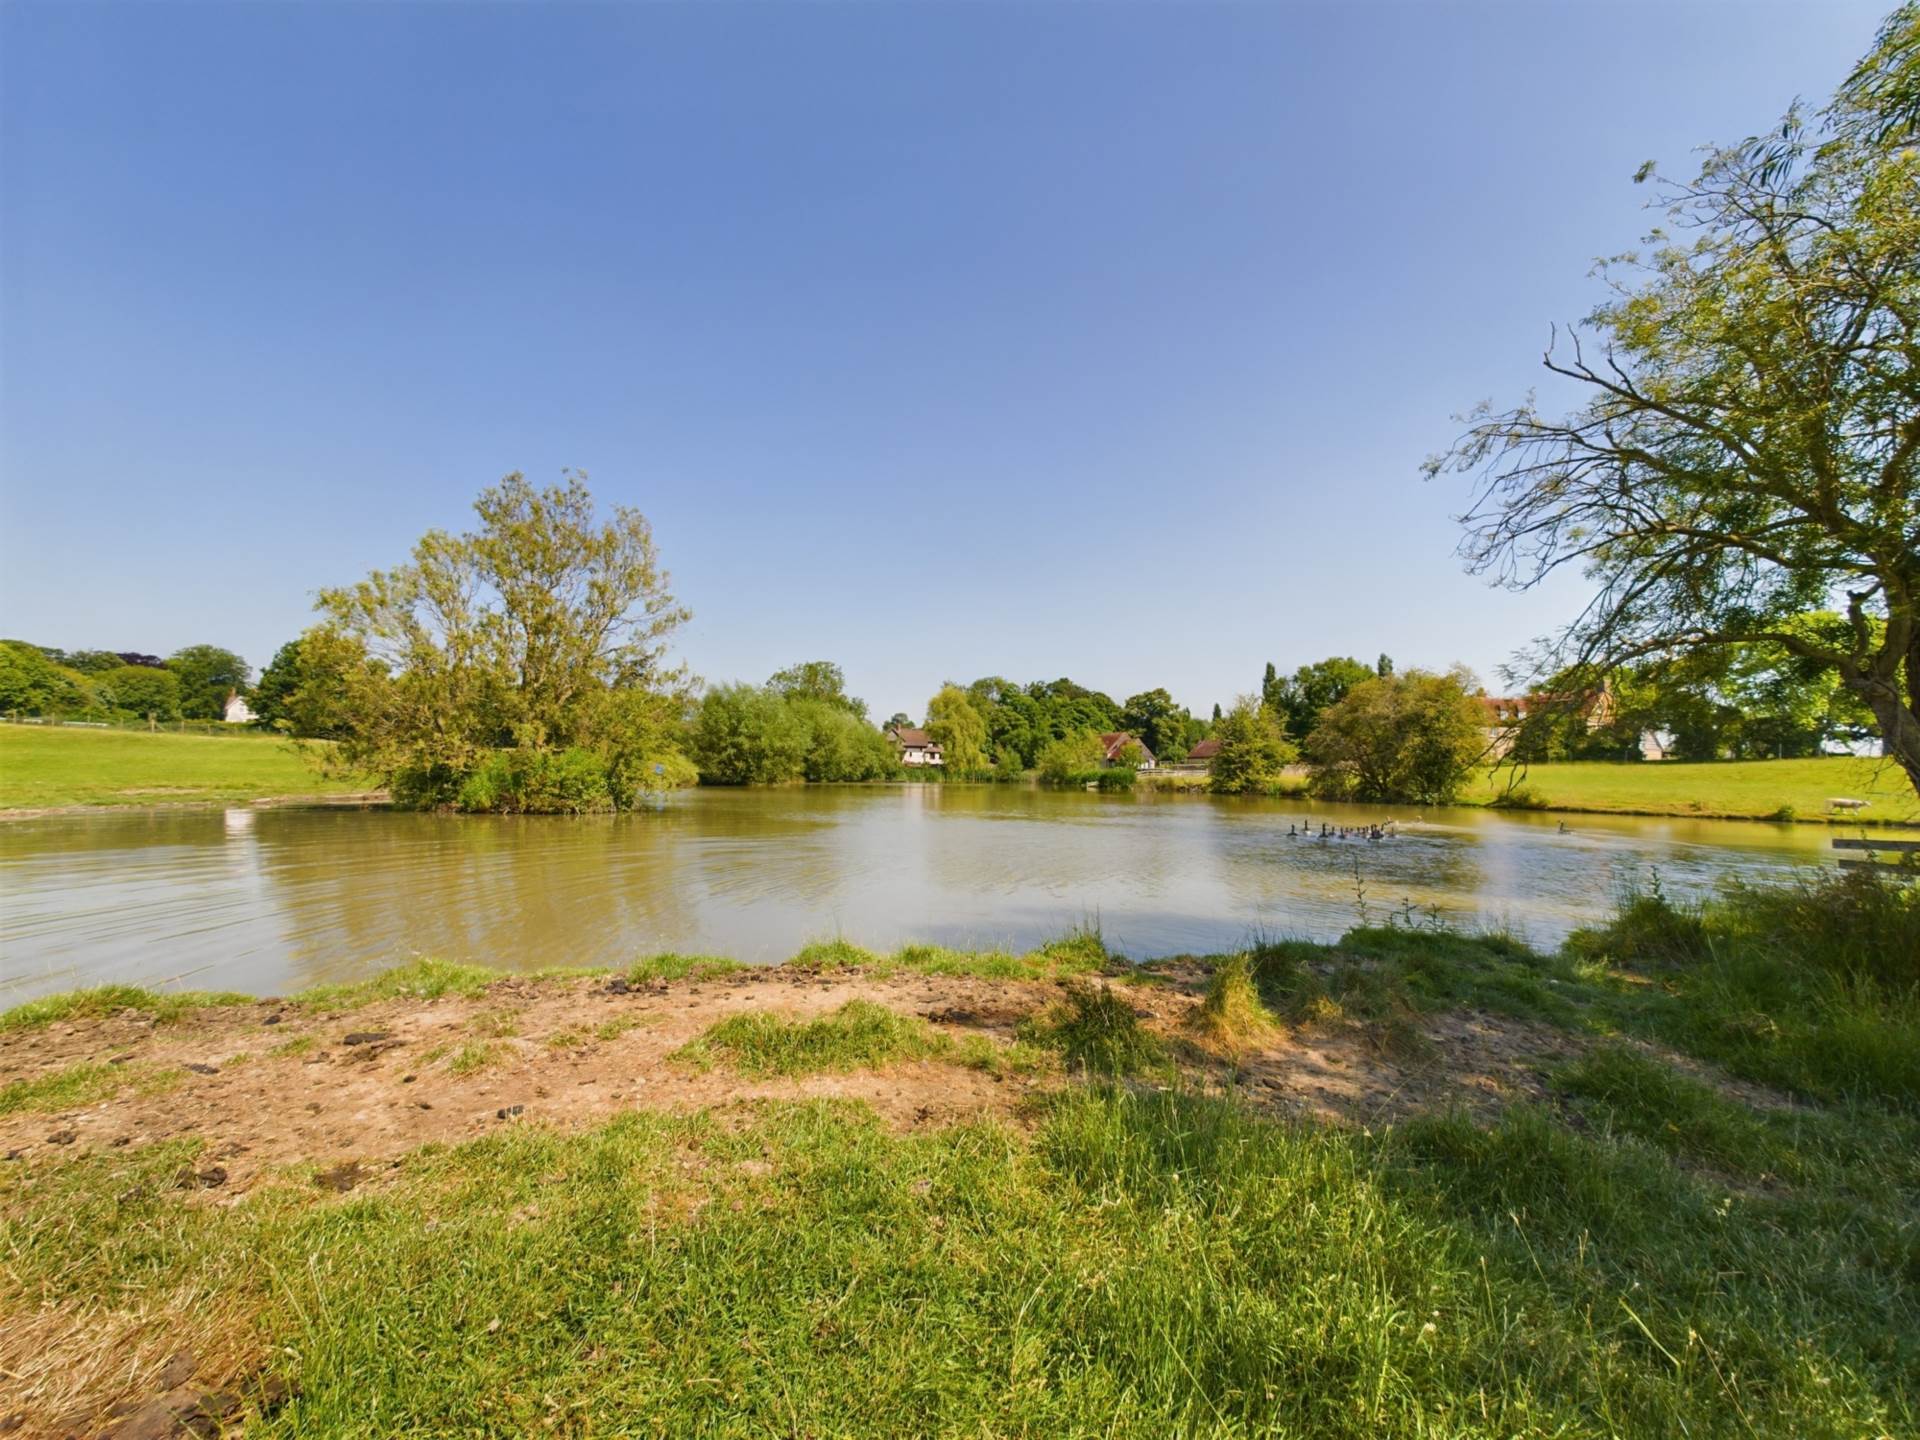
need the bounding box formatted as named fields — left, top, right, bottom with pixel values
left=0, top=786, right=1877, bottom=1001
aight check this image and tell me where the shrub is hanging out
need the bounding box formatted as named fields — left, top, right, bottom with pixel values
left=1488, top=782, right=1549, bottom=810
left=454, top=747, right=613, bottom=814
left=1186, top=954, right=1279, bottom=1053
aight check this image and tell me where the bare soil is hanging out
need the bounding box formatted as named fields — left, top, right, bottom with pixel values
left=0, top=966, right=1613, bottom=1204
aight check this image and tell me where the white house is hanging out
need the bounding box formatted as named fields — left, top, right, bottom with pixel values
left=223, top=692, right=255, bottom=724
left=887, top=726, right=943, bottom=767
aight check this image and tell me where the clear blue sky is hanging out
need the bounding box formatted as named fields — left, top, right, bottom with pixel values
left=0, top=1, right=1887, bottom=724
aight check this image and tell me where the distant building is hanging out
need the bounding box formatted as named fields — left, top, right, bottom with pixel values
left=1477, top=686, right=1617, bottom=759
left=1097, top=732, right=1156, bottom=770
left=887, top=726, right=943, bottom=767
left=223, top=692, right=255, bottom=724
left=1185, top=738, right=1221, bottom=766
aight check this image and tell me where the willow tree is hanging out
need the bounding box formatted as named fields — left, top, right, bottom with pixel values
left=316, top=471, right=691, bottom=808
left=1428, top=6, right=1920, bottom=795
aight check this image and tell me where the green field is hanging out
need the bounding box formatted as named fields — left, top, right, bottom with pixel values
left=0, top=725, right=371, bottom=811
left=1469, top=755, right=1920, bottom=824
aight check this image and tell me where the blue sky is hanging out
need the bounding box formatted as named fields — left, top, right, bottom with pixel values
left=0, top=1, right=1887, bottom=724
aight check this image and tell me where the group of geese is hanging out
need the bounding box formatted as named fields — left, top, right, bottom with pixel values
left=1289, top=821, right=1395, bottom=841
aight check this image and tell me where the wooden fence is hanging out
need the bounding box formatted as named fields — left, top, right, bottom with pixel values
left=1832, top=836, right=1920, bottom=878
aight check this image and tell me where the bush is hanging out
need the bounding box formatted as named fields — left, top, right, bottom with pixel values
left=1208, top=696, right=1297, bottom=794
left=1488, top=782, right=1549, bottom=810
left=1306, top=668, right=1484, bottom=804
left=455, top=747, right=613, bottom=814
left=1020, top=982, right=1166, bottom=1075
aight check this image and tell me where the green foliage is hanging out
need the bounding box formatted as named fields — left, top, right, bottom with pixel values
left=1431, top=8, right=1920, bottom=797
left=1206, top=696, right=1297, bottom=794
left=1307, top=667, right=1485, bottom=804
left=925, top=684, right=988, bottom=775
left=0, top=640, right=95, bottom=716
left=689, top=682, right=895, bottom=784
left=165, top=644, right=251, bottom=720
left=316, top=472, right=694, bottom=810
left=1035, top=727, right=1107, bottom=784
left=767, top=660, right=866, bottom=717
left=1116, top=688, right=1190, bottom=762
left=249, top=634, right=365, bottom=739
left=1268, top=656, right=1375, bottom=743
left=90, top=664, right=181, bottom=721
left=454, top=746, right=614, bottom=813
left=961, top=676, right=1123, bottom=770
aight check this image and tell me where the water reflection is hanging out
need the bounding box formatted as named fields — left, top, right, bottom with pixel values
left=0, top=786, right=1889, bottom=1001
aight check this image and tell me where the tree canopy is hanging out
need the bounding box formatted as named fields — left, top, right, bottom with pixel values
left=315, top=472, right=691, bottom=810
left=1428, top=6, right=1920, bottom=795
left=166, top=645, right=252, bottom=720
left=1307, top=668, right=1487, bottom=804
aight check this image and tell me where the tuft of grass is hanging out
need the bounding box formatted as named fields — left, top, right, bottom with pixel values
left=291, top=959, right=496, bottom=1011
left=0, top=985, right=249, bottom=1034
left=787, top=939, right=881, bottom=972
left=593, top=1016, right=644, bottom=1042
left=674, top=1001, right=946, bottom=1077
left=445, top=1040, right=506, bottom=1077
left=269, top=1035, right=318, bottom=1059
left=0, top=1063, right=124, bottom=1116
left=626, top=953, right=745, bottom=984
left=0, top=1061, right=182, bottom=1116
left=466, top=1008, right=521, bottom=1039
left=1184, top=954, right=1278, bottom=1054
left=1020, top=983, right=1165, bottom=1076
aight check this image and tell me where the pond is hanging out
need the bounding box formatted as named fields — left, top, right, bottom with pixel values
left=0, top=785, right=1879, bottom=1002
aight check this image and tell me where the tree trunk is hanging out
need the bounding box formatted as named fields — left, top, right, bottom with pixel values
left=1846, top=673, right=1920, bottom=800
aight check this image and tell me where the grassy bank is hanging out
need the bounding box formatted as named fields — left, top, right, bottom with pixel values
left=1468, top=754, right=1920, bottom=824
left=2, top=877, right=1914, bottom=1436
left=0, top=725, right=373, bottom=811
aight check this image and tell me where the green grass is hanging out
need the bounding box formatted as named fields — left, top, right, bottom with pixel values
left=444, top=1039, right=506, bottom=1076
left=1019, top=982, right=1167, bottom=1076
left=0, top=1061, right=182, bottom=1115
left=674, top=1000, right=950, bottom=1077
left=287, top=958, right=495, bottom=1011
left=0, top=984, right=250, bottom=1034
left=625, top=952, right=746, bottom=983
left=0, top=724, right=372, bottom=810
left=5, top=1085, right=1911, bottom=1437
left=1469, top=754, right=1920, bottom=824
left=4, top=874, right=1916, bottom=1436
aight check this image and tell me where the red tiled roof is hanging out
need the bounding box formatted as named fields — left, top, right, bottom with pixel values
left=1187, top=739, right=1221, bottom=759
left=889, top=727, right=936, bottom=747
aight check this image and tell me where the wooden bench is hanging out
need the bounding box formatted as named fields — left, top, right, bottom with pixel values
left=1832, top=836, right=1920, bottom=877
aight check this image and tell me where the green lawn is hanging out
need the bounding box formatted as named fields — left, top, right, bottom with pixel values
left=1469, top=755, right=1920, bottom=824
left=0, top=725, right=371, bottom=811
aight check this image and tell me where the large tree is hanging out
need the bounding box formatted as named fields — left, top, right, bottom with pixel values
left=1306, top=669, right=1486, bottom=805
left=1428, top=6, right=1920, bottom=795
left=925, top=684, right=989, bottom=774
left=167, top=644, right=251, bottom=720
left=316, top=471, right=690, bottom=807
left=768, top=660, right=866, bottom=717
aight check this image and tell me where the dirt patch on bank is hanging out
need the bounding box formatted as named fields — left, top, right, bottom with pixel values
left=0, top=965, right=1642, bottom=1200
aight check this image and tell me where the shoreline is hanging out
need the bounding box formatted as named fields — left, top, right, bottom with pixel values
left=4, top=784, right=1917, bottom=830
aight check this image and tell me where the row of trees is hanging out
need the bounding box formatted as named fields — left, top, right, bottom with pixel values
left=903, top=677, right=1210, bottom=775
left=0, top=640, right=252, bottom=723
